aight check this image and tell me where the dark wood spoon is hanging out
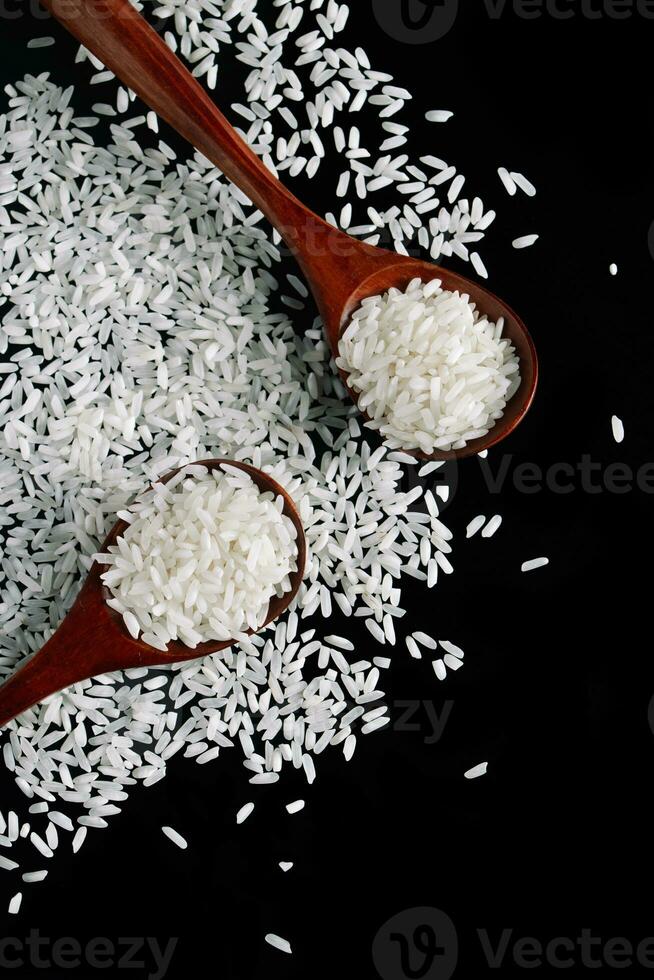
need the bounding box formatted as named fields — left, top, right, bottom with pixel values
left=0, top=461, right=306, bottom=728
left=40, top=0, right=538, bottom=461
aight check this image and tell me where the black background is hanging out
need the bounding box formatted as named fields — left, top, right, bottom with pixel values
left=1, top=1, right=653, bottom=978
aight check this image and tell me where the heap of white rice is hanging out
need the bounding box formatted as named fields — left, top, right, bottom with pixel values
left=336, top=278, right=521, bottom=453
left=97, top=465, right=299, bottom=649
left=0, top=0, right=537, bottom=917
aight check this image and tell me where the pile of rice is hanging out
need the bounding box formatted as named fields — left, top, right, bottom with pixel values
left=0, top=0, right=536, bottom=928
left=98, top=464, right=299, bottom=649
left=337, top=278, right=521, bottom=453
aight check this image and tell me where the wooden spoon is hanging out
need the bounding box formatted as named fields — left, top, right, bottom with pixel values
left=0, top=461, right=306, bottom=728
left=40, top=0, right=538, bottom=461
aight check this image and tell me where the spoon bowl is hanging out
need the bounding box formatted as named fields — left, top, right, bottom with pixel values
left=0, top=460, right=306, bottom=728
left=41, top=0, right=538, bottom=462
left=308, top=248, right=538, bottom=461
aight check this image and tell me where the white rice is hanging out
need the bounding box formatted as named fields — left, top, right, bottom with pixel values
left=405, top=636, right=422, bottom=660
left=412, top=632, right=437, bottom=650
left=440, top=640, right=464, bottom=660
left=22, top=870, right=48, bottom=883
left=419, top=461, right=444, bottom=477
left=0, top=0, right=536, bottom=919
left=337, top=278, right=520, bottom=453
left=97, top=466, right=299, bottom=648
left=425, top=110, right=453, bottom=123
left=161, top=826, right=188, bottom=850
left=609, top=263, right=618, bottom=276
left=470, top=252, right=489, bottom=280
left=27, top=37, right=55, bottom=49
left=513, top=235, right=539, bottom=249
left=265, top=933, right=292, bottom=954
left=365, top=620, right=386, bottom=644
left=236, top=803, right=255, bottom=825
left=611, top=415, right=625, bottom=443
left=510, top=171, right=537, bottom=197
left=464, top=762, right=488, bottom=779
left=8, top=892, right=22, bottom=914
left=30, top=833, right=53, bottom=859
left=362, top=716, right=389, bottom=735
left=285, top=800, right=305, bottom=815
left=279, top=862, right=294, bottom=872
left=466, top=515, right=486, bottom=538
left=498, top=167, right=517, bottom=196
left=324, top=636, right=354, bottom=651
left=521, top=558, right=549, bottom=573
left=481, top=515, right=503, bottom=538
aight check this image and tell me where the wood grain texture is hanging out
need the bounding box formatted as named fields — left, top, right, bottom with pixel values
left=0, top=461, right=306, bottom=728
left=40, top=0, right=538, bottom=461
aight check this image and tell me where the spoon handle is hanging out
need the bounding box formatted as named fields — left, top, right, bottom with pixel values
left=41, top=0, right=333, bottom=257
left=0, top=576, right=132, bottom=728
left=0, top=640, right=81, bottom=729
